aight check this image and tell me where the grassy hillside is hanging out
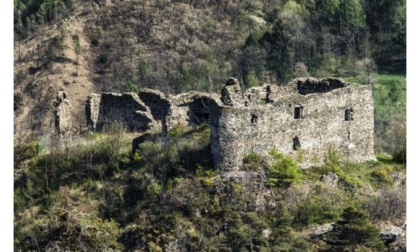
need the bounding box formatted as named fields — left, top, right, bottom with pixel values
left=14, top=124, right=406, bottom=251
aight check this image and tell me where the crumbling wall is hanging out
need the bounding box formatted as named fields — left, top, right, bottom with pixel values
left=168, top=92, right=212, bottom=130
left=54, top=91, right=72, bottom=135
left=297, top=78, right=348, bottom=95
left=86, top=90, right=213, bottom=133
left=86, top=93, right=101, bottom=131
left=210, top=77, right=375, bottom=171
left=86, top=92, right=155, bottom=131
left=221, top=77, right=242, bottom=106
left=138, top=89, right=172, bottom=132
left=137, top=89, right=213, bottom=132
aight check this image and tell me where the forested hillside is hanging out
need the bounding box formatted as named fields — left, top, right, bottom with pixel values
left=14, top=0, right=406, bottom=251
left=14, top=0, right=405, bottom=138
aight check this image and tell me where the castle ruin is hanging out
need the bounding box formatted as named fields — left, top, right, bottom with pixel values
left=56, top=77, right=375, bottom=169
left=84, top=90, right=212, bottom=134
left=209, top=77, right=375, bottom=170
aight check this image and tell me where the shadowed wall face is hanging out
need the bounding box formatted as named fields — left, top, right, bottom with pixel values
left=86, top=93, right=154, bottom=132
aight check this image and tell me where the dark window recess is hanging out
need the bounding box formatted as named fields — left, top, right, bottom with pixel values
left=251, top=114, right=258, bottom=124
left=193, top=111, right=209, bottom=123
left=294, top=106, right=302, bottom=119
left=345, top=108, right=354, bottom=121
left=348, top=132, right=351, bottom=140
left=187, top=98, right=210, bottom=125
left=293, top=136, right=301, bottom=150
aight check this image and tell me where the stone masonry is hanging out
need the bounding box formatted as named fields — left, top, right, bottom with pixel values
left=54, top=91, right=72, bottom=135
left=85, top=92, right=155, bottom=131
left=82, top=77, right=375, bottom=170
left=138, top=89, right=212, bottom=132
left=209, top=77, right=375, bottom=171
left=86, top=90, right=213, bottom=133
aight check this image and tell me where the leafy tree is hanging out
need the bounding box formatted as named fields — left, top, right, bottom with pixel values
left=338, top=0, right=365, bottom=32
left=244, top=33, right=258, bottom=47
left=264, top=19, right=292, bottom=83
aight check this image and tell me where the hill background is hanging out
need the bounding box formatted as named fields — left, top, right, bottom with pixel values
left=12, top=0, right=410, bottom=251
left=14, top=0, right=406, bottom=155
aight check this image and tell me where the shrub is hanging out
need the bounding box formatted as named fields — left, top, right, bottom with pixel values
left=242, top=152, right=265, bottom=171
left=363, top=188, right=406, bottom=221
left=293, top=196, right=341, bottom=227
left=393, top=148, right=406, bottom=164
left=146, top=179, right=163, bottom=197
left=16, top=206, right=122, bottom=251
left=201, top=178, right=213, bottom=187
left=15, top=141, right=38, bottom=163
left=125, top=80, right=139, bottom=93
left=168, top=123, right=189, bottom=138
left=370, top=165, right=394, bottom=186
left=103, top=122, right=127, bottom=158
left=266, top=149, right=301, bottom=187
left=322, top=145, right=342, bottom=173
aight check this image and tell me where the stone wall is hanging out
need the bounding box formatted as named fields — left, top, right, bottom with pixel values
left=85, top=93, right=101, bottom=131
left=138, top=89, right=171, bottom=132
left=85, top=92, right=155, bottom=131
left=54, top=91, right=72, bottom=135
left=86, top=90, right=213, bottom=133
left=209, top=77, right=375, bottom=171
left=84, top=77, right=375, bottom=171
left=168, top=92, right=212, bottom=130
left=138, top=89, right=213, bottom=132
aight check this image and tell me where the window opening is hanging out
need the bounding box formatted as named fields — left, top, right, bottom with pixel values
left=293, top=136, right=301, bottom=150
left=251, top=114, right=258, bottom=124
left=294, top=106, right=302, bottom=119
left=345, top=108, right=354, bottom=121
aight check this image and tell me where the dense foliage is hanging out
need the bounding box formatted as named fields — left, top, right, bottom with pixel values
left=15, top=0, right=405, bottom=89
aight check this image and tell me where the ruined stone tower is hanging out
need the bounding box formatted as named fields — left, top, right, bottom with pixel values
left=209, top=77, right=375, bottom=171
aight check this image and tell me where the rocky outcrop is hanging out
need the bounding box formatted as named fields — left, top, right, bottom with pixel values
left=309, top=223, right=334, bottom=241
left=380, top=225, right=405, bottom=244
